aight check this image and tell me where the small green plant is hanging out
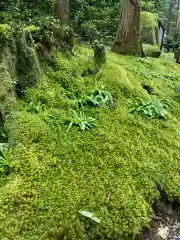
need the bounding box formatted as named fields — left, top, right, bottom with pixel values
left=0, top=128, right=8, bottom=142
left=73, top=88, right=114, bottom=109
left=137, top=57, right=152, bottom=65
left=79, top=210, right=100, bottom=223
left=87, top=87, right=114, bottom=107
left=130, top=97, right=167, bottom=118
left=73, top=98, right=87, bottom=109
left=93, top=40, right=106, bottom=67
left=0, top=143, right=12, bottom=174
left=159, top=97, right=171, bottom=109
left=27, top=101, right=46, bottom=113
left=176, top=131, right=180, bottom=137
left=66, top=111, right=96, bottom=132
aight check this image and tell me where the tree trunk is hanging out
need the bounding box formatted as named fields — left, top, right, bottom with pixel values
left=167, top=0, right=175, bottom=36
left=54, top=0, right=69, bottom=24
left=155, top=0, right=160, bottom=10
left=112, top=0, right=141, bottom=56
left=175, top=0, right=180, bottom=36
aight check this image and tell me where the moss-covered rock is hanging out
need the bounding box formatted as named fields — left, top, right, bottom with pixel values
left=142, top=44, right=161, bottom=58
left=0, top=47, right=180, bottom=239
left=14, top=27, right=40, bottom=96
left=140, top=11, right=158, bottom=45
left=0, top=25, right=41, bottom=98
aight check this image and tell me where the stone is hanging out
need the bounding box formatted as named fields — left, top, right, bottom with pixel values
left=157, top=226, right=169, bottom=240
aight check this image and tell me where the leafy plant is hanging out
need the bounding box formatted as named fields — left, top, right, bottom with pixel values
left=79, top=210, right=100, bottom=223
left=130, top=97, right=167, bottom=118
left=74, top=87, right=115, bottom=109
left=0, top=143, right=12, bottom=174
left=66, top=111, right=96, bottom=132
left=0, top=128, right=8, bottom=142
left=159, top=97, right=171, bottom=109
left=87, top=87, right=114, bottom=107
left=93, top=40, right=106, bottom=67
left=27, top=101, right=46, bottom=113
left=73, top=98, right=87, bottom=109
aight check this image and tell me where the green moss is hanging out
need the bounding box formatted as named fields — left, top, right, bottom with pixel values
left=142, top=44, right=161, bottom=58
left=0, top=24, right=11, bottom=37
left=14, top=27, right=40, bottom=95
left=24, top=25, right=40, bottom=33
left=0, top=47, right=180, bottom=239
left=141, top=11, right=158, bottom=29
left=140, top=11, right=158, bottom=45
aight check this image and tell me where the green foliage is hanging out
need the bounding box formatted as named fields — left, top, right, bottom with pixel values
left=87, top=87, right=114, bottom=107
left=34, top=18, right=74, bottom=52
left=142, top=1, right=156, bottom=12
left=70, top=0, right=120, bottom=42
left=140, top=11, right=158, bottom=45
left=0, top=0, right=54, bottom=23
left=131, top=97, right=167, bottom=118
left=66, top=110, right=96, bottom=132
left=24, top=25, right=40, bottom=33
left=74, top=87, right=114, bottom=108
left=0, top=143, right=12, bottom=174
left=74, top=98, right=87, bottom=109
left=93, top=40, right=106, bottom=67
left=0, top=24, right=11, bottom=38
left=14, top=26, right=40, bottom=96
left=27, top=101, right=46, bottom=113
left=1, top=47, right=180, bottom=239
left=163, top=36, right=174, bottom=52
left=141, top=11, right=158, bottom=29
left=176, top=86, right=180, bottom=99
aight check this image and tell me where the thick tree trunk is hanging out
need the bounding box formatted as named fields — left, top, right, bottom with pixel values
left=54, top=0, right=69, bottom=24
left=112, top=0, right=141, bottom=56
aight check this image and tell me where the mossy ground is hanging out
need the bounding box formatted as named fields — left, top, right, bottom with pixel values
left=0, top=47, right=180, bottom=239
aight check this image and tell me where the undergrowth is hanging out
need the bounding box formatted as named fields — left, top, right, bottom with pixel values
left=130, top=97, right=168, bottom=119
left=66, top=110, right=96, bottom=132
left=0, top=46, right=180, bottom=239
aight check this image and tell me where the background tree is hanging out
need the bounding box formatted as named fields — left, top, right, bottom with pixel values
left=112, top=0, right=141, bottom=55
left=54, top=0, right=69, bottom=24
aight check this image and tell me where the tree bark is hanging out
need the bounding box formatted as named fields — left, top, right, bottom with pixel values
left=167, top=0, right=175, bottom=36
left=54, top=0, right=69, bottom=24
left=175, top=0, right=180, bottom=35
left=155, top=0, right=160, bottom=10
left=112, top=0, right=141, bottom=56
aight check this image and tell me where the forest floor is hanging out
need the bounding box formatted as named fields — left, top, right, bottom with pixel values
left=0, top=47, right=180, bottom=239
left=138, top=200, right=180, bottom=240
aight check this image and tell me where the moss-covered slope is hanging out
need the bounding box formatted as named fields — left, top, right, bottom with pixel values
left=0, top=48, right=180, bottom=239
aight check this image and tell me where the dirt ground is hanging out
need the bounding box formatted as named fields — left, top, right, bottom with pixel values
left=137, top=200, right=180, bottom=240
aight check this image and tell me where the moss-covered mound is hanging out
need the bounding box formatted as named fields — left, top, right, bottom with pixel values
left=0, top=47, right=180, bottom=239
left=143, top=44, right=161, bottom=58
left=141, top=11, right=158, bottom=45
